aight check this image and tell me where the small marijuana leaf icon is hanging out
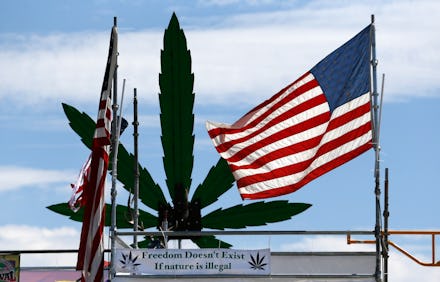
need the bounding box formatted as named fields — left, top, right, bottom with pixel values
left=120, top=251, right=141, bottom=271
left=248, top=252, right=267, bottom=271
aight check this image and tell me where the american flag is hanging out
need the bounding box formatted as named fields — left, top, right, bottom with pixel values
left=207, top=25, right=373, bottom=200
left=76, top=26, right=117, bottom=281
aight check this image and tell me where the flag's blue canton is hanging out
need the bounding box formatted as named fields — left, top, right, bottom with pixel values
left=311, top=25, right=371, bottom=113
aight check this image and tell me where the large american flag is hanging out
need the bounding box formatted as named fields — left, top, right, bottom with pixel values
left=207, top=25, right=373, bottom=200
left=76, top=26, right=117, bottom=281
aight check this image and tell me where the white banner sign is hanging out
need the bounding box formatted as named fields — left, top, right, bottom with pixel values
left=115, top=248, right=270, bottom=275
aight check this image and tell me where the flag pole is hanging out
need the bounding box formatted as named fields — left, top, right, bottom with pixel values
left=133, top=88, right=140, bottom=248
left=383, top=168, right=389, bottom=282
left=370, top=14, right=383, bottom=282
left=110, top=16, right=119, bottom=280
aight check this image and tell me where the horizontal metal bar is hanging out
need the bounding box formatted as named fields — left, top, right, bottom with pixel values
left=20, top=266, right=78, bottom=270
left=115, top=230, right=374, bottom=237
left=386, top=230, right=440, bottom=235
left=116, top=274, right=375, bottom=279
left=0, top=249, right=110, bottom=254
left=271, top=251, right=376, bottom=256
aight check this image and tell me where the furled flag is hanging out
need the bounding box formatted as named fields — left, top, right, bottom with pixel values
left=76, top=25, right=117, bottom=282
left=69, top=154, right=91, bottom=212
left=206, top=25, right=373, bottom=200
left=69, top=116, right=127, bottom=213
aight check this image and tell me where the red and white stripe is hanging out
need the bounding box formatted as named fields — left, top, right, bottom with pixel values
left=77, top=26, right=117, bottom=282
left=69, top=154, right=91, bottom=212
left=206, top=72, right=372, bottom=199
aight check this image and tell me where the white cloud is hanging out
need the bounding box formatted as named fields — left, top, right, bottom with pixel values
left=1, top=0, right=439, bottom=110
left=0, top=225, right=78, bottom=250
left=280, top=235, right=375, bottom=252
left=388, top=250, right=440, bottom=282
left=0, top=166, right=74, bottom=192
left=0, top=225, right=80, bottom=266
left=189, top=0, right=440, bottom=103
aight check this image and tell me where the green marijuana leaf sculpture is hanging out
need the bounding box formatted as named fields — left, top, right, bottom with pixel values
left=47, top=13, right=311, bottom=248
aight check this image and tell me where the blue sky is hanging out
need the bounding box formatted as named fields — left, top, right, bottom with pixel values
left=1, top=0, right=439, bottom=280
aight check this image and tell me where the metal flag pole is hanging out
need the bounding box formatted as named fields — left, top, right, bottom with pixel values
left=110, top=16, right=119, bottom=280
left=133, top=88, right=140, bottom=248
left=110, top=76, right=125, bottom=279
left=380, top=74, right=388, bottom=282
left=383, top=168, right=389, bottom=282
left=370, top=14, right=383, bottom=282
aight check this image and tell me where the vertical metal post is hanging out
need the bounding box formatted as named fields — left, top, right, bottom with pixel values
left=370, top=14, right=382, bottom=282
left=110, top=16, right=119, bottom=281
left=383, top=168, right=389, bottom=282
left=133, top=88, right=140, bottom=248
